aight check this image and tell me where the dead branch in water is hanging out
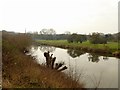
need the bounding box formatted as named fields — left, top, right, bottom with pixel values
left=44, top=51, right=67, bottom=72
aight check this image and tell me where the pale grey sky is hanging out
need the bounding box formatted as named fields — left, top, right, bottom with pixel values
left=0, top=0, right=119, bottom=34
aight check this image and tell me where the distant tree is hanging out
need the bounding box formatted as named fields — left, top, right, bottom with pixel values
left=112, top=32, right=120, bottom=42
left=118, top=32, right=120, bottom=42
left=67, top=33, right=77, bottom=43
left=67, top=33, right=87, bottom=43
left=64, top=31, right=71, bottom=35
left=89, top=32, right=107, bottom=44
left=26, top=31, right=32, bottom=34
left=40, top=28, right=56, bottom=35
left=72, top=33, right=79, bottom=43
left=105, top=34, right=114, bottom=42
left=40, top=29, right=48, bottom=35
left=33, top=31, right=38, bottom=35
left=67, top=35, right=73, bottom=43
left=48, top=28, right=56, bottom=35
left=79, top=35, right=87, bottom=43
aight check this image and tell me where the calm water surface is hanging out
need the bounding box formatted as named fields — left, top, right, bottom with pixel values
left=28, top=45, right=118, bottom=88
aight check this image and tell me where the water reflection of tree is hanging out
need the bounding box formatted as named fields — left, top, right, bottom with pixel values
left=67, top=49, right=85, bottom=58
left=88, top=53, right=100, bottom=63
left=39, top=45, right=56, bottom=52
left=33, top=46, right=39, bottom=51
left=103, top=56, right=109, bottom=60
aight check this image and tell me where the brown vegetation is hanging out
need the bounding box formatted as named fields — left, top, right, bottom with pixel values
left=2, top=31, right=85, bottom=88
left=112, top=51, right=120, bottom=58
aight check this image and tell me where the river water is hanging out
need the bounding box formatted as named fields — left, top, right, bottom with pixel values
left=28, top=45, right=118, bottom=88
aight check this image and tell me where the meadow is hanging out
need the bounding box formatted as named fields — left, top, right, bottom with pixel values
left=36, top=40, right=120, bottom=57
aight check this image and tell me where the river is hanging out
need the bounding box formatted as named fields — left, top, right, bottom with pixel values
left=27, top=45, right=118, bottom=88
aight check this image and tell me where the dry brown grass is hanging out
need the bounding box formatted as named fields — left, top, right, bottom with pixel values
left=2, top=31, right=85, bottom=89
left=3, top=52, right=84, bottom=88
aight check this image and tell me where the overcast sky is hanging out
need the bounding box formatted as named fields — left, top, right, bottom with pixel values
left=0, top=0, right=120, bottom=34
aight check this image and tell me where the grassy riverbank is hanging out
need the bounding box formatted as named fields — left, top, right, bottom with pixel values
left=36, top=40, right=120, bottom=57
left=2, top=31, right=84, bottom=88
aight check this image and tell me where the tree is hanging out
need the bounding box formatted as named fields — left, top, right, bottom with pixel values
left=40, top=29, right=48, bottom=35
left=48, top=28, right=56, bottom=35
left=105, top=34, right=114, bottom=42
left=33, top=31, right=38, bottom=35
left=79, top=35, right=87, bottom=43
left=64, top=31, right=71, bottom=35
left=89, top=32, right=107, bottom=44
left=40, top=28, right=56, bottom=35
left=67, top=33, right=78, bottom=43
left=67, top=33, right=87, bottom=43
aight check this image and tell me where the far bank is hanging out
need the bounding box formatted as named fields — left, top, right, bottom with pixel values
left=36, top=40, right=120, bottom=58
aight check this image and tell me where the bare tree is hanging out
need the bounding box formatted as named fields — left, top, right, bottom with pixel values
left=40, top=28, right=56, bottom=35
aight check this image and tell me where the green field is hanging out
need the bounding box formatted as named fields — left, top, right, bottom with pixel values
left=37, top=40, right=118, bottom=50
left=36, top=40, right=119, bottom=56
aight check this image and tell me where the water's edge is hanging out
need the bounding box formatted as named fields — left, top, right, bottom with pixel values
left=28, top=45, right=118, bottom=88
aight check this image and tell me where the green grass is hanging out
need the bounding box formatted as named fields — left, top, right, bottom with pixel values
left=36, top=40, right=119, bottom=55
left=37, top=40, right=118, bottom=50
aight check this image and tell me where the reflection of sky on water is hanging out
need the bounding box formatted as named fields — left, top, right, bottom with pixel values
left=28, top=45, right=118, bottom=88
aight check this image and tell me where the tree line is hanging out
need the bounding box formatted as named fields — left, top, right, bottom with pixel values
left=2, top=29, right=119, bottom=44
left=31, top=28, right=120, bottom=44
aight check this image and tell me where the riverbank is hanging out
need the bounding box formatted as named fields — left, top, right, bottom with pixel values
left=36, top=40, right=120, bottom=58
left=2, top=31, right=84, bottom=88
